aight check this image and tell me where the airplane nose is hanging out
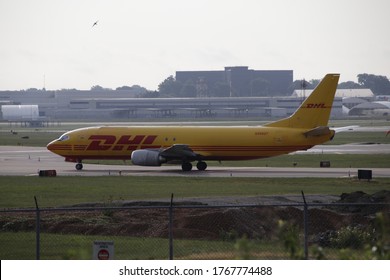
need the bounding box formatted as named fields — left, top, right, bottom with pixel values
left=46, top=140, right=57, bottom=151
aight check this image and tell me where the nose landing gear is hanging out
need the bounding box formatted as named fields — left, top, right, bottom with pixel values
left=75, top=162, right=83, bottom=170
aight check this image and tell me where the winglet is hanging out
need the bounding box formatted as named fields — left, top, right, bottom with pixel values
left=265, top=73, right=340, bottom=129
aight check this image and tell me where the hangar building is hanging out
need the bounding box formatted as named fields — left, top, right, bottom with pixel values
left=176, top=67, right=293, bottom=97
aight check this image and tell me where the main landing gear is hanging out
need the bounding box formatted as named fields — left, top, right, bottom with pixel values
left=74, top=160, right=206, bottom=172
left=181, top=161, right=207, bottom=172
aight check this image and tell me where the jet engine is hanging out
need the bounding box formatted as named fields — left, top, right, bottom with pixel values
left=131, top=150, right=166, bottom=166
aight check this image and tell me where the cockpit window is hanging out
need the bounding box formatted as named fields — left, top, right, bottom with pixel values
left=58, top=134, right=70, bottom=141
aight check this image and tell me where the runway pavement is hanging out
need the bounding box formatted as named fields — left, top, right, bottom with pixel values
left=295, top=143, right=390, bottom=154
left=1, top=145, right=389, bottom=177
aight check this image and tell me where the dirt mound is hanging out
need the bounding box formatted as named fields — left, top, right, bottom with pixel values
left=1, top=192, right=388, bottom=241
left=338, top=190, right=390, bottom=204
left=333, top=190, right=390, bottom=215
left=0, top=206, right=372, bottom=241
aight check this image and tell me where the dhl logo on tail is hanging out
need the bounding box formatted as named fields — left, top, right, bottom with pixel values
left=305, top=103, right=330, bottom=109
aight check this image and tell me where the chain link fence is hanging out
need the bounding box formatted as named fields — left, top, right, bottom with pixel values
left=1, top=196, right=389, bottom=260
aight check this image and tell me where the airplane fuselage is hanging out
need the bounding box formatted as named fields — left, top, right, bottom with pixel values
left=47, top=74, right=340, bottom=171
left=47, top=125, right=334, bottom=162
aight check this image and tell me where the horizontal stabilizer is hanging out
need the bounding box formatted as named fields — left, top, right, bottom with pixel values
left=303, top=126, right=332, bottom=137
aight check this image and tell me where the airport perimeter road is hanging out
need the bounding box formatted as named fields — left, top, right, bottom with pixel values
left=1, top=145, right=390, bottom=178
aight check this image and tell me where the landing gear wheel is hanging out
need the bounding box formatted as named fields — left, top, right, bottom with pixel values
left=181, top=162, right=193, bottom=171
left=196, top=161, right=207, bottom=171
left=75, top=163, right=83, bottom=170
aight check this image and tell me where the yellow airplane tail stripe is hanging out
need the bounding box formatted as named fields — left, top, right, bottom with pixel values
left=265, top=73, right=340, bottom=129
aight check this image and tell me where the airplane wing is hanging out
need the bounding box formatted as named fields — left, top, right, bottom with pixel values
left=130, top=144, right=200, bottom=167
left=160, top=144, right=199, bottom=159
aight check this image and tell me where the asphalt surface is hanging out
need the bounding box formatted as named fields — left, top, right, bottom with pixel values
left=1, top=145, right=389, bottom=177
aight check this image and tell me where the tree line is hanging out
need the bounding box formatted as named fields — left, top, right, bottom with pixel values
left=20, top=73, right=390, bottom=98
left=153, top=73, right=390, bottom=98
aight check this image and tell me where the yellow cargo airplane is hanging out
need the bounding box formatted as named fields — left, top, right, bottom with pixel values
left=47, top=73, right=339, bottom=171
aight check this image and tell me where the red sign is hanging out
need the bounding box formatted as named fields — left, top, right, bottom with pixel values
left=97, top=249, right=110, bottom=260
left=93, top=241, right=114, bottom=260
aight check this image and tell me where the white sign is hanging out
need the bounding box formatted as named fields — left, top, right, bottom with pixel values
left=92, top=241, right=114, bottom=260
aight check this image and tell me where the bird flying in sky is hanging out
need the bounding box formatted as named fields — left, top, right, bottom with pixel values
left=92, top=20, right=99, bottom=28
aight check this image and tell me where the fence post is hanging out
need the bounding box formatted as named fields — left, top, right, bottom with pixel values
left=169, top=193, right=174, bottom=260
left=34, top=196, right=40, bottom=260
left=301, top=191, right=309, bottom=260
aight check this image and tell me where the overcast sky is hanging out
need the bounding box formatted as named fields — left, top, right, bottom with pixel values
left=0, top=0, right=389, bottom=90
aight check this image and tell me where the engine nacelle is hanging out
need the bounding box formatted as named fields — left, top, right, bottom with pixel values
left=131, top=149, right=166, bottom=166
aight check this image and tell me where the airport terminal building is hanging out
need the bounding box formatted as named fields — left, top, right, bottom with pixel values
left=176, top=67, right=293, bottom=97
left=0, top=67, right=349, bottom=122
left=0, top=91, right=343, bottom=122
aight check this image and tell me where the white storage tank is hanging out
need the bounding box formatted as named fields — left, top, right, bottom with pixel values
left=1, top=105, right=39, bottom=121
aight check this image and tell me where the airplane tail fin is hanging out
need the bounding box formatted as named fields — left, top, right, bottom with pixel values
left=265, top=73, right=340, bottom=129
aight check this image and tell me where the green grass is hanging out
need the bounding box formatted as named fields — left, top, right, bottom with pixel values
left=208, top=154, right=390, bottom=168
left=0, top=223, right=374, bottom=260
left=1, top=176, right=390, bottom=208
left=0, top=231, right=289, bottom=260
left=0, top=232, right=369, bottom=260
left=0, top=130, right=60, bottom=146
left=329, top=119, right=390, bottom=127
left=327, top=131, right=390, bottom=145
